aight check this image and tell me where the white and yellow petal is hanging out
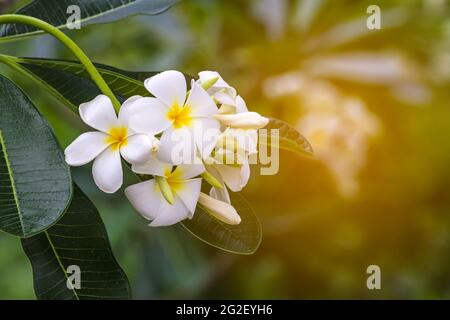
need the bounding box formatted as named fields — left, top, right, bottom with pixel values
left=171, top=164, right=205, bottom=180
left=120, top=134, right=156, bottom=164
left=132, top=153, right=171, bottom=177
left=127, top=97, right=172, bottom=136
left=117, top=95, right=144, bottom=128
left=186, top=82, right=219, bottom=117
left=65, top=131, right=110, bottom=166
left=125, top=179, right=166, bottom=221
left=149, top=199, right=192, bottom=227
left=192, top=117, right=221, bottom=159
left=79, top=95, right=119, bottom=133
left=172, top=178, right=202, bottom=217
left=144, top=70, right=187, bottom=107
left=158, top=127, right=196, bottom=164
left=92, top=147, right=123, bottom=193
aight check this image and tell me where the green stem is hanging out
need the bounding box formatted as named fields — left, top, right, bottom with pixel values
left=0, top=14, right=121, bottom=111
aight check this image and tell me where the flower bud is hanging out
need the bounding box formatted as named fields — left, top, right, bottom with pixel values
left=214, top=112, right=269, bottom=129
left=198, top=193, right=241, bottom=225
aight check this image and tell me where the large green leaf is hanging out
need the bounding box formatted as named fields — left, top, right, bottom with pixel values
left=260, top=118, right=314, bottom=156
left=0, top=0, right=178, bottom=42
left=22, top=184, right=131, bottom=300
left=0, top=74, right=72, bottom=237
left=183, top=193, right=262, bottom=254
left=0, top=56, right=262, bottom=254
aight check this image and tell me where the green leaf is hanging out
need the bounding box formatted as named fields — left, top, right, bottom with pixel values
left=182, top=193, right=262, bottom=254
left=0, top=74, right=72, bottom=237
left=21, top=184, right=131, bottom=300
left=260, top=117, right=314, bottom=155
left=0, top=56, right=261, bottom=254
left=0, top=0, right=178, bottom=42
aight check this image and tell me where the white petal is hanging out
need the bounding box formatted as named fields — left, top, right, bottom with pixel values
left=158, top=127, right=196, bottom=165
left=149, top=197, right=191, bottom=227
left=235, top=95, right=249, bottom=113
left=219, top=128, right=258, bottom=155
left=192, top=118, right=221, bottom=158
left=246, top=129, right=259, bottom=154
left=213, top=148, right=245, bottom=165
left=65, top=132, right=109, bottom=166
left=198, top=192, right=241, bottom=225
left=92, top=147, right=123, bottom=193
left=144, top=70, right=187, bottom=107
left=215, top=92, right=236, bottom=106
left=209, top=172, right=231, bottom=204
left=209, top=186, right=231, bottom=204
left=172, top=164, right=205, bottom=180
left=218, top=104, right=236, bottom=115
left=127, top=97, right=172, bottom=135
left=186, top=82, right=218, bottom=117
left=120, top=134, right=155, bottom=164
left=240, top=162, right=251, bottom=190
left=198, top=71, right=222, bottom=86
left=125, top=179, right=166, bottom=221
left=79, top=95, right=118, bottom=133
left=132, top=153, right=171, bottom=177
left=214, top=163, right=249, bottom=192
left=198, top=71, right=237, bottom=97
left=174, top=178, right=202, bottom=216
left=118, top=95, right=143, bottom=128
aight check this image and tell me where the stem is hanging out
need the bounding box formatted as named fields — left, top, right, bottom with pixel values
left=0, top=14, right=121, bottom=111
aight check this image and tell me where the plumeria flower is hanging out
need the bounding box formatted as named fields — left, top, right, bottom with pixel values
left=125, top=164, right=204, bottom=227
left=65, top=95, right=158, bottom=193
left=128, top=70, right=220, bottom=165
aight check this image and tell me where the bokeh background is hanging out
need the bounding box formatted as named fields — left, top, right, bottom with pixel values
left=1, top=0, right=450, bottom=299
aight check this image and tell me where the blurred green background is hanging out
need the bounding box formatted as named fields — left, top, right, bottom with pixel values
left=1, top=0, right=450, bottom=299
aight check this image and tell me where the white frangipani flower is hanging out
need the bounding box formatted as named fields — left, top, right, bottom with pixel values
left=125, top=164, right=204, bottom=227
left=64, top=95, right=158, bottom=193
left=128, top=70, right=221, bottom=164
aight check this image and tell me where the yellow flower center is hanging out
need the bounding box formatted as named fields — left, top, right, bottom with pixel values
left=106, top=126, right=128, bottom=151
left=167, top=103, right=192, bottom=129
left=164, top=167, right=185, bottom=193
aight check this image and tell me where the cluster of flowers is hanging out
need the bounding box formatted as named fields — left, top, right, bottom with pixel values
left=65, top=71, right=269, bottom=226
